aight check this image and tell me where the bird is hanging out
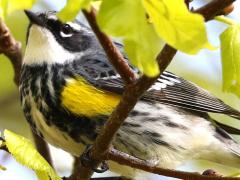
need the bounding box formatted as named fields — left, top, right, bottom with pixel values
left=20, top=10, right=240, bottom=178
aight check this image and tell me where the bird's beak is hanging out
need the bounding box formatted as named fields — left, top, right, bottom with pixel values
left=24, top=10, right=44, bottom=26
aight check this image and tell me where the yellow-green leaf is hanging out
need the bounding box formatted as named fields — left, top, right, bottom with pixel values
left=58, top=0, right=92, bottom=22
left=7, top=0, right=35, bottom=15
left=97, top=0, right=162, bottom=77
left=220, top=25, right=240, bottom=97
left=0, top=0, right=35, bottom=19
left=98, top=1, right=141, bottom=37
left=143, top=0, right=213, bottom=54
left=0, top=0, right=8, bottom=18
left=4, top=130, right=61, bottom=180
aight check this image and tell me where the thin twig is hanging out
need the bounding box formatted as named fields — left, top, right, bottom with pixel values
left=76, top=0, right=237, bottom=179
left=194, top=0, right=235, bottom=21
left=0, top=138, right=9, bottom=153
left=0, top=18, right=53, bottom=165
left=83, top=8, right=136, bottom=84
left=106, top=148, right=239, bottom=180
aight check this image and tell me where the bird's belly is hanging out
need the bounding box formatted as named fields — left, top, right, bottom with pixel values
left=31, top=105, right=85, bottom=156
left=29, top=101, right=186, bottom=168
left=28, top=99, right=223, bottom=171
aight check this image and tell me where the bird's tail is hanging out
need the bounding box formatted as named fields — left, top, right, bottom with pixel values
left=221, top=141, right=240, bottom=170
left=225, top=106, right=240, bottom=120
left=213, top=120, right=240, bottom=135
left=206, top=125, right=240, bottom=170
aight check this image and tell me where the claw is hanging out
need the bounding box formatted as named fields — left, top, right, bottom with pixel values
left=80, top=145, right=109, bottom=173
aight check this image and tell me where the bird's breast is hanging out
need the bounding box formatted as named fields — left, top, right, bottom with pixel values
left=61, top=77, right=121, bottom=117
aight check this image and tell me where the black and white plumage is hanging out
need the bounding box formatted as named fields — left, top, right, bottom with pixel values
left=20, top=10, right=240, bottom=178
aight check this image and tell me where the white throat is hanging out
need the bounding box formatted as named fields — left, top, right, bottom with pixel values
left=23, top=25, right=81, bottom=65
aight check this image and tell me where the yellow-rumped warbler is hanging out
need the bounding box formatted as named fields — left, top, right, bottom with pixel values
left=20, top=10, right=240, bottom=177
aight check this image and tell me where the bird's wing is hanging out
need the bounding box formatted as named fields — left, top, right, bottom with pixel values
left=70, top=38, right=240, bottom=119
left=92, top=70, right=240, bottom=119
left=144, top=72, right=240, bottom=119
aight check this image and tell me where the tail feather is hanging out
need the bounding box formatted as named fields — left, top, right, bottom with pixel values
left=230, top=114, right=240, bottom=120
left=230, top=142, right=240, bottom=157
left=216, top=104, right=240, bottom=158
left=210, top=125, right=240, bottom=169
left=214, top=120, right=240, bottom=135
left=225, top=106, right=240, bottom=120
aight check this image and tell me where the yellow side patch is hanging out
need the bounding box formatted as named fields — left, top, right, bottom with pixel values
left=61, top=77, right=121, bottom=117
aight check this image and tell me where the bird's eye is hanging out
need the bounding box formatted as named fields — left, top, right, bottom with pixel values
left=60, top=24, right=73, bottom=37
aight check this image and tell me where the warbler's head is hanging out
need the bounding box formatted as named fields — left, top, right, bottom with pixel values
left=24, top=10, right=94, bottom=65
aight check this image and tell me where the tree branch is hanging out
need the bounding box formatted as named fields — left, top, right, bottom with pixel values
left=0, top=18, right=53, bottom=165
left=74, top=0, right=238, bottom=179
left=0, top=19, right=22, bottom=85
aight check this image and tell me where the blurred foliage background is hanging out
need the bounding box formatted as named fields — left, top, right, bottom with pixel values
left=0, top=0, right=240, bottom=179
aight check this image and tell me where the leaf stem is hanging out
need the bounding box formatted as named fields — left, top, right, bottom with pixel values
left=214, top=15, right=236, bottom=25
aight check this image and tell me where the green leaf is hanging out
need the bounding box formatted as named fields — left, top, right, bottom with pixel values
left=4, top=130, right=61, bottom=180
left=220, top=25, right=240, bottom=97
left=142, top=0, right=213, bottom=54
left=0, top=0, right=35, bottom=19
left=97, top=0, right=162, bottom=77
left=58, top=0, right=92, bottom=22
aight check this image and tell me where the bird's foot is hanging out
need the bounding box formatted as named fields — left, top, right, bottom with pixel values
left=80, top=145, right=109, bottom=173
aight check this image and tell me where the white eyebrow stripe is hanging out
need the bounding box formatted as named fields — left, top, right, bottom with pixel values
left=67, top=22, right=82, bottom=31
